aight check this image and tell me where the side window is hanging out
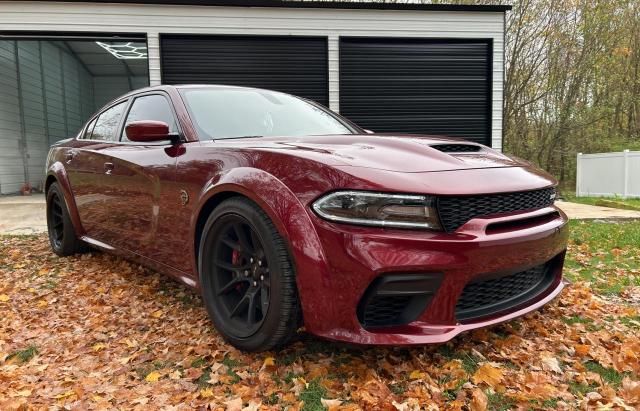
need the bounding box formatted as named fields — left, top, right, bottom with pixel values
left=121, top=94, right=177, bottom=141
left=83, top=118, right=97, bottom=139
left=91, top=101, right=127, bottom=141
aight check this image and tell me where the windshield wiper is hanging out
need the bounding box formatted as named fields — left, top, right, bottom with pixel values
left=212, top=135, right=264, bottom=141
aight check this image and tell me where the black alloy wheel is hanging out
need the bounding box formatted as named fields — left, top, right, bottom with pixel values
left=46, top=182, right=87, bottom=256
left=48, top=191, right=65, bottom=250
left=211, top=216, right=271, bottom=337
left=199, top=197, right=300, bottom=351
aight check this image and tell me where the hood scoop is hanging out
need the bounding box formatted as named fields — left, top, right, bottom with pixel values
left=430, top=144, right=482, bottom=153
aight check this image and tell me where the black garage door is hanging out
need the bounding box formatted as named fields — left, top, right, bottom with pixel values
left=340, top=38, right=492, bottom=145
left=161, top=35, right=328, bottom=106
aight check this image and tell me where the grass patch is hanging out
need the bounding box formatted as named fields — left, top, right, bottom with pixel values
left=389, top=381, right=407, bottom=395
left=487, top=392, right=515, bottom=411
left=620, top=315, right=640, bottom=329
left=457, top=352, right=481, bottom=375
left=562, top=195, right=640, bottom=211
left=583, top=361, right=625, bottom=387
left=566, top=220, right=640, bottom=295
left=191, top=357, right=207, bottom=368
left=299, top=379, right=327, bottom=411
left=541, top=398, right=560, bottom=408
left=569, top=220, right=640, bottom=250
left=568, top=381, right=597, bottom=397
left=8, top=345, right=38, bottom=363
left=196, top=368, right=212, bottom=387
left=562, top=315, right=593, bottom=325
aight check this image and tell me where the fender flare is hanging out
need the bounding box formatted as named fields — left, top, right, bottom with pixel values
left=45, top=162, right=85, bottom=237
left=190, top=167, right=335, bottom=333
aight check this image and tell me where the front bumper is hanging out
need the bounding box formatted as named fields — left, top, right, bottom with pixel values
left=299, top=206, right=569, bottom=345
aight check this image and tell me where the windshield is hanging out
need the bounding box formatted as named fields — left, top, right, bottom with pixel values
left=180, top=88, right=354, bottom=139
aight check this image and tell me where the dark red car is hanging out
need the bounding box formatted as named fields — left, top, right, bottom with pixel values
left=45, top=85, right=568, bottom=351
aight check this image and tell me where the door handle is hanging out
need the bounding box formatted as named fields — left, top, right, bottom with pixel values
left=65, top=151, right=76, bottom=163
left=104, top=162, right=114, bottom=175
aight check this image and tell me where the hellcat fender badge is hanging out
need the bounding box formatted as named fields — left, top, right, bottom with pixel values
left=180, top=190, right=189, bottom=206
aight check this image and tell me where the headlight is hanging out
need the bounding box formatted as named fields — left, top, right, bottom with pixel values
left=312, top=191, right=441, bottom=230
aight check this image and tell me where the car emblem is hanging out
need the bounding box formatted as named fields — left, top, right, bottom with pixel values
left=550, top=192, right=556, bottom=201
left=180, top=190, right=189, bottom=206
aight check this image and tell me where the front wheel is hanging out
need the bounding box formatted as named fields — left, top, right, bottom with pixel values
left=199, top=197, right=300, bottom=351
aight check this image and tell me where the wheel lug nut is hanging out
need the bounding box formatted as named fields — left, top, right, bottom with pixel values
left=253, top=281, right=257, bottom=286
left=244, top=270, right=249, bottom=276
left=260, top=275, right=264, bottom=280
left=250, top=258, right=254, bottom=263
left=258, top=260, right=262, bottom=266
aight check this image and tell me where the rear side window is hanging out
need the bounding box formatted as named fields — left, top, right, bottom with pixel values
left=91, top=101, right=127, bottom=141
left=83, top=118, right=97, bottom=139
left=121, top=94, right=177, bottom=141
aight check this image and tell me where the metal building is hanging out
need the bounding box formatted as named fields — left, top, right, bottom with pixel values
left=0, top=0, right=510, bottom=194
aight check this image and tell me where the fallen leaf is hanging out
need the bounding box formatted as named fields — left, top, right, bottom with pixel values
left=540, top=353, right=562, bottom=373
left=200, top=388, right=214, bottom=398
left=92, top=343, right=106, bottom=352
left=409, top=370, right=426, bottom=380
left=0, top=294, right=9, bottom=302
left=321, top=398, right=342, bottom=410
left=470, top=387, right=488, bottom=411
left=145, top=371, right=161, bottom=382
left=472, top=363, right=504, bottom=388
left=225, top=397, right=243, bottom=411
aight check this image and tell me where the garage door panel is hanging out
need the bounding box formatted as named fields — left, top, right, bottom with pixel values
left=161, top=35, right=328, bottom=106
left=339, top=38, right=491, bottom=145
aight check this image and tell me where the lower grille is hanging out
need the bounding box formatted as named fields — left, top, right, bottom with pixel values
left=358, top=273, right=443, bottom=328
left=362, top=296, right=412, bottom=327
left=455, top=263, right=554, bottom=321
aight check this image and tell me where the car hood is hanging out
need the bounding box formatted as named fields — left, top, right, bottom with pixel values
left=211, top=134, right=521, bottom=173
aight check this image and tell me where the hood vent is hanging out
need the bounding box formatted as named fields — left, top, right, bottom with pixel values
left=431, top=144, right=482, bottom=153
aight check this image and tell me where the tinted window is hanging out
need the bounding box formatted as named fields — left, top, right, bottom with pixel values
left=180, top=88, right=352, bottom=139
left=122, top=94, right=177, bottom=141
left=91, top=102, right=127, bottom=141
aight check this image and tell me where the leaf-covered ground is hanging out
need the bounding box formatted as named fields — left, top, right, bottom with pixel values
left=1, top=221, right=639, bottom=410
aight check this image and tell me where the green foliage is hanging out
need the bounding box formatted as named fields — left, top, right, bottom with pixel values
left=299, top=379, right=327, bottom=411
left=8, top=345, right=38, bottom=363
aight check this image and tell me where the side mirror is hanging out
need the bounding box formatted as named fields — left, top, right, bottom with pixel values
left=125, top=120, right=175, bottom=143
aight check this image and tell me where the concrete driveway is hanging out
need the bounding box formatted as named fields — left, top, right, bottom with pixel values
left=0, top=194, right=47, bottom=235
left=1, top=195, right=640, bottom=235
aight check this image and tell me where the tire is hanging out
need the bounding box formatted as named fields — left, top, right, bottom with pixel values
left=46, top=182, right=87, bottom=256
left=199, top=197, right=300, bottom=351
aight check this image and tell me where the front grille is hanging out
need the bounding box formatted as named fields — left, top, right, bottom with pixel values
left=437, top=187, right=556, bottom=232
left=431, top=144, right=481, bottom=153
left=455, top=263, right=553, bottom=321
left=361, top=295, right=412, bottom=327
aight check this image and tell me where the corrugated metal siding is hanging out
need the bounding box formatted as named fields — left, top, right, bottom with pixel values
left=339, top=38, right=491, bottom=145
left=0, top=39, right=95, bottom=193
left=161, top=35, right=328, bottom=105
left=0, top=1, right=505, bottom=149
left=0, top=40, right=23, bottom=194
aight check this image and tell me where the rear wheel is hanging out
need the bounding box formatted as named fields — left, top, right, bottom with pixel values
left=46, top=182, right=87, bottom=256
left=199, top=197, right=300, bottom=351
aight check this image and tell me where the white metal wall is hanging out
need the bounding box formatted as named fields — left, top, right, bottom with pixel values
left=0, top=39, right=94, bottom=194
left=0, top=1, right=506, bottom=150
left=576, top=151, right=640, bottom=198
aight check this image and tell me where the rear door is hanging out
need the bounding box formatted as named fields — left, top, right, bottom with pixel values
left=66, top=100, right=128, bottom=241
left=96, top=93, right=181, bottom=267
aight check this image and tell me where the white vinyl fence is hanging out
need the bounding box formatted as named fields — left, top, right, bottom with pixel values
left=576, top=150, right=640, bottom=198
